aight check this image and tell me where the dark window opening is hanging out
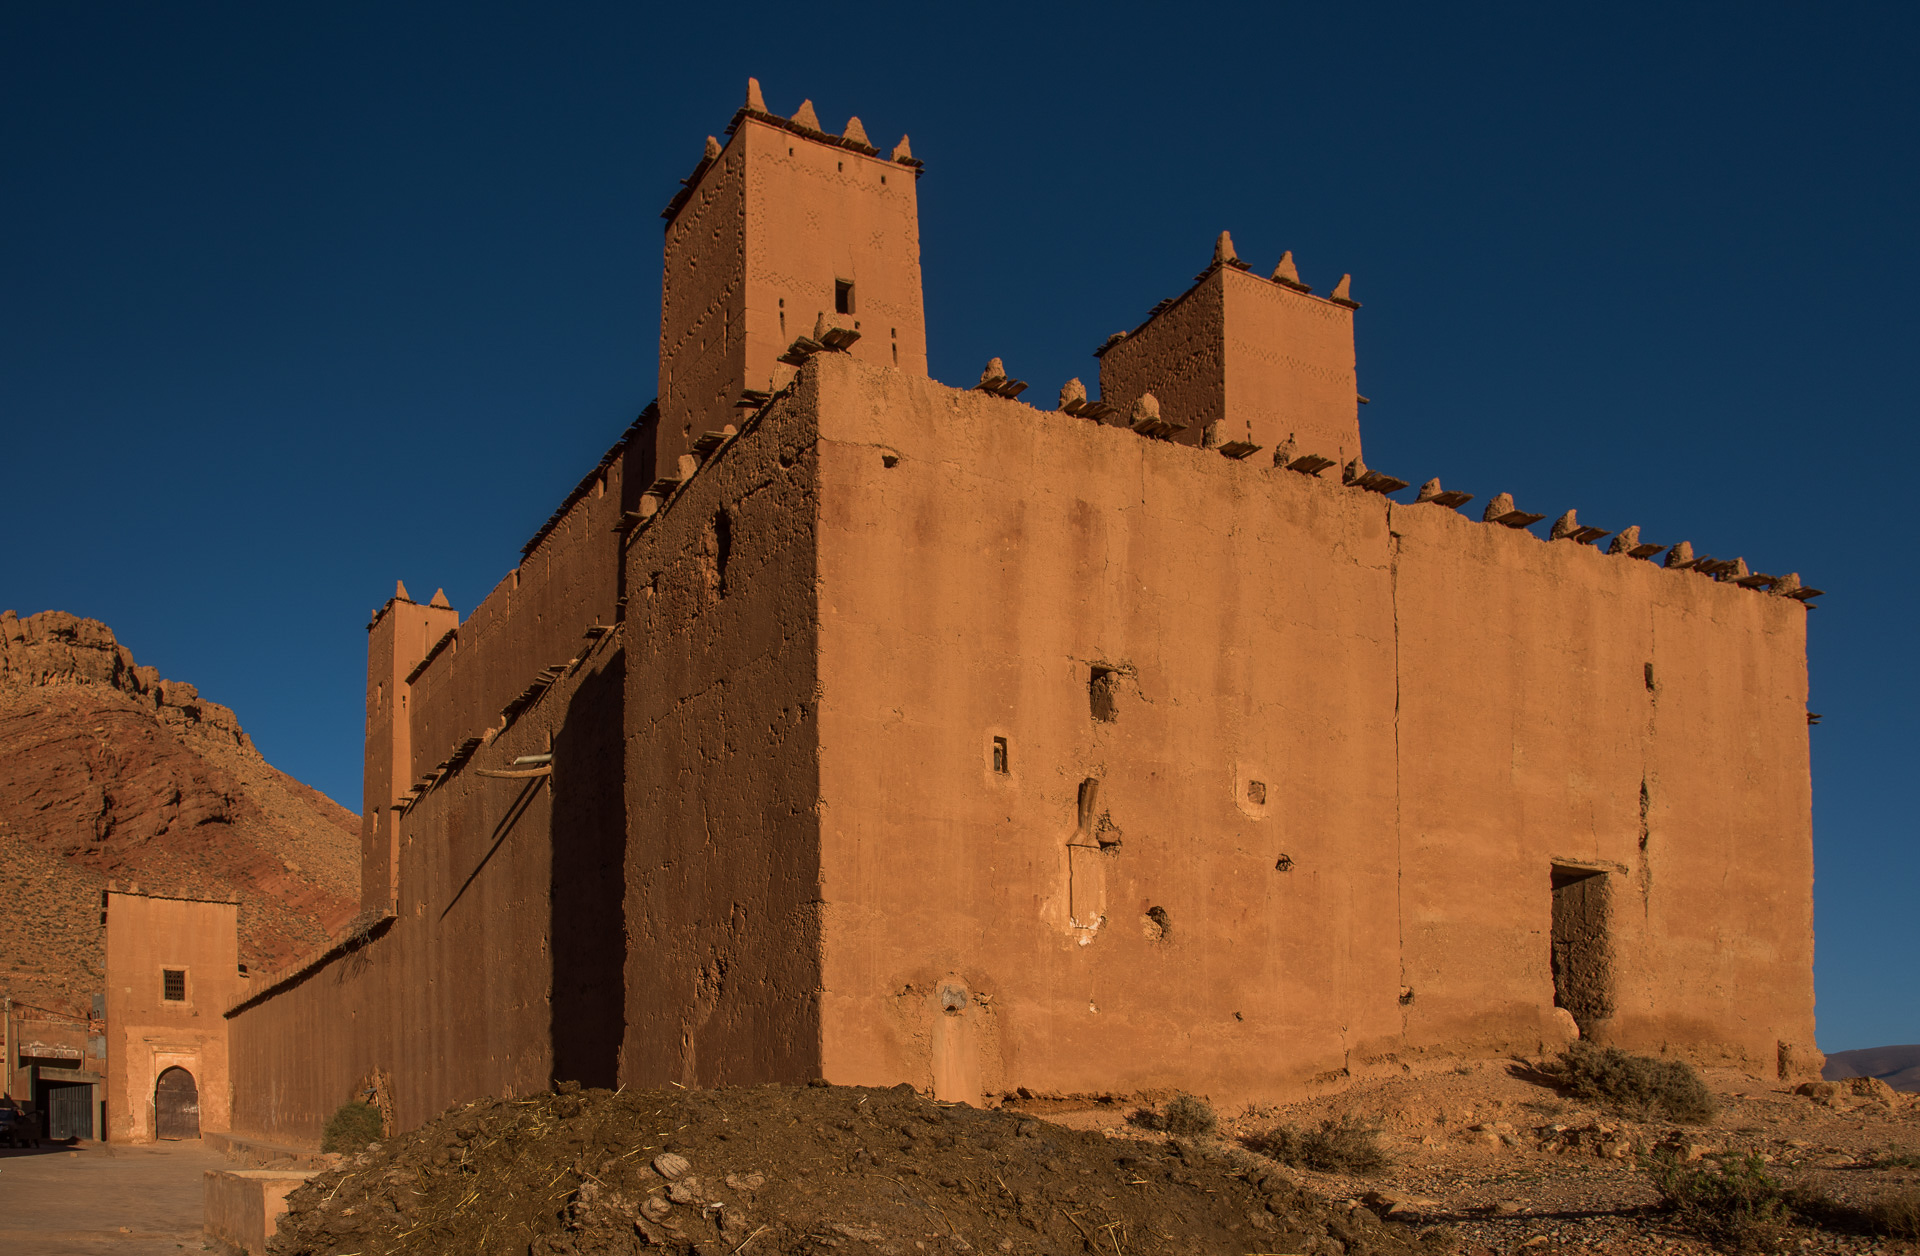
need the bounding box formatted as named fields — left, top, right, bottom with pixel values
left=1145, top=905, right=1171, bottom=940
left=1551, top=866, right=1616, bottom=1035
left=237, top=963, right=249, bottom=977
left=1644, top=662, right=1656, bottom=692
left=835, top=280, right=855, bottom=315
left=1246, top=779, right=1267, bottom=805
left=162, top=969, right=186, bottom=1001
left=991, top=737, right=1009, bottom=774
left=1089, top=667, right=1118, bottom=723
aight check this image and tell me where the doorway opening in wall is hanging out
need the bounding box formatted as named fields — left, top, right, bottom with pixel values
left=154, top=1067, right=200, bottom=1140
left=1550, top=865, right=1616, bottom=1037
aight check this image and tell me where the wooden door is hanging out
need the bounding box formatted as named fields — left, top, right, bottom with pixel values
left=154, top=1067, right=200, bottom=1140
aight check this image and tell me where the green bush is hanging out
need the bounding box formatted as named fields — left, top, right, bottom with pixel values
left=1242, top=1116, right=1389, bottom=1176
left=1558, top=1042, right=1718, bottom=1124
left=1644, top=1150, right=1790, bottom=1249
left=1125, top=1092, right=1218, bottom=1138
left=320, top=1101, right=384, bottom=1153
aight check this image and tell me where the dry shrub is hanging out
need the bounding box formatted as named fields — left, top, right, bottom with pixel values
left=320, top=1100, right=384, bottom=1153
left=1126, top=1093, right=1218, bottom=1137
left=1644, top=1150, right=1791, bottom=1250
left=1875, top=1187, right=1920, bottom=1241
left=1243, top=1116, right=1390, bottom=1176
left=1558, top=1042, right=1718, bottom=1124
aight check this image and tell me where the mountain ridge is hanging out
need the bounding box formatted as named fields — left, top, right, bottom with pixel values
left=1824, top=1043, right=1920, bottom=1093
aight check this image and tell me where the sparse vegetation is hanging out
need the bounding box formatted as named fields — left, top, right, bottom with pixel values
left=1556, top=1042, right=1718, bottom=1124
left=1126, top=1092, right=1218, bottom=1138
left=1243, top=1116, right=1391, bottom=1176
left=1643, top=1150, right=1791, bottom=1250
left=1874, top=1187, right=1920, bottom=1241
left=320, top=1100, right=384, bottom=1153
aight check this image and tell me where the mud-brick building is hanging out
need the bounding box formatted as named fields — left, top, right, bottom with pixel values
left=105, top=890, right=243, bottom=1142
left=223, top=81, right=1822, bottom=1146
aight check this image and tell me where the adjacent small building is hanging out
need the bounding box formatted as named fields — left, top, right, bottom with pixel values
left=103, top=890, right=242, bottom=1142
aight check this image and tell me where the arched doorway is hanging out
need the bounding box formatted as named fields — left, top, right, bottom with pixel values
left=154, top=1067, right=200, bottom=1140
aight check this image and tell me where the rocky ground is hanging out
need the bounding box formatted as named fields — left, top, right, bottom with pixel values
left=270, top=1082, right=1434, bottom=1256
left=267, top=1062, right=1919, bottom=1256
left=1037, top=1059, right=1920, bottom=1254
left=0, top=609, right=360, bottom=1016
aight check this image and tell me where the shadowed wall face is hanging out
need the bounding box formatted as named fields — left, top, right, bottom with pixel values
left=227, top=430, right=637, bottom=1143
left=621, top=385, right=824, bottom=1090
left=550, top=646, right=627, bottom=1090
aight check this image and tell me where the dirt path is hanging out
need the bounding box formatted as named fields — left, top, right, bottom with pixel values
left=0, top=1140, right=225, bottom=1255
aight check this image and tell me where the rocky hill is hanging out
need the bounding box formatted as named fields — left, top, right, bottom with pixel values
left=1, top=609, right=360, bottom=1018
left=1826, top=1044, right=1920, bottom=1093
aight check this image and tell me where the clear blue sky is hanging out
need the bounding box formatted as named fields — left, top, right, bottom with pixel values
left=4, top=3, right=1913, bottom=1052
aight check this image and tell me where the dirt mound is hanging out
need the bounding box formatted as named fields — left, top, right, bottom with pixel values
left=0, top=608, right=359, bottom=1014
left=270, top=1083, right=1430, bottom=1256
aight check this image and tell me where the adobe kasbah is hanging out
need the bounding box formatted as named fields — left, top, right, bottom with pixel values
left=219, top=79, right=1821, bottom=1144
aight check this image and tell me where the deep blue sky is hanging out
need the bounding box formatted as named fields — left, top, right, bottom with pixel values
left=4, top=4, right=1913, bottom=1053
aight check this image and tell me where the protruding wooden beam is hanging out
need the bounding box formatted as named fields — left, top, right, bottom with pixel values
left=1549, top=509, right=1612, bottom=545
left=975, top=358, right=1028, bottom=399
left=1128, top=392, right=1186, bottom=439
left=1415, top=478, right=1474, bottom=509
left=1344, top=458, right=1407, bottom=494
left=1482, top=493, right=1545, bottom=528
left=1607, top=525, right=1666, bottom=560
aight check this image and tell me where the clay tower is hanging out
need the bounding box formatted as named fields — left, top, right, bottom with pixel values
left=1097, top=235, right=1364, bottom=467
left=658, top=79, right=928, bottom=462
left=360, top=583, right=457, bottom=913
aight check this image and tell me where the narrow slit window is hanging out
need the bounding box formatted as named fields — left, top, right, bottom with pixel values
left=991, top=737, right=1009, bottom=774
left=162, top=969, right=186, bottom=1002
left=835, top=280, right=855, bottom=315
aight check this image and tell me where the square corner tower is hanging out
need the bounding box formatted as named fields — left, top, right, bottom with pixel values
left=659, top=96, right=929, bottom=464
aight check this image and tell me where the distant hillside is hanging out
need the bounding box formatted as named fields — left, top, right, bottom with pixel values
left=1, top=609, right=360, bottom=1018
left=1824, top=1044, right=1920, bottom=1093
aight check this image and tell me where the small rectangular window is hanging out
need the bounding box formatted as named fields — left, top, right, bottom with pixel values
left=162, top=969, right=186, bottom=1002
left=991, top=737, right=1009, bottom=774
left=835, top=280, right=854, bottom=315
